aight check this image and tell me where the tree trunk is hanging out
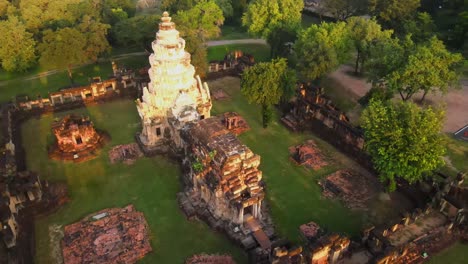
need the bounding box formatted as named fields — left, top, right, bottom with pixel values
left=67, top=65, right=74, bottom=86
left=420, top=90, right=429, bottom=103
left=261, top=104, right=272, bottom=128
left=359, top=56, right=366, bottom=75
left=399, top=91, right=405, bottom=101
left=355, top=50, right=360, bottom=75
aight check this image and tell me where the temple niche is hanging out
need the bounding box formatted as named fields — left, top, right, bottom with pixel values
left=49, top=114, right=108, bottom=162
left=136, top=12, right=212, bottom=153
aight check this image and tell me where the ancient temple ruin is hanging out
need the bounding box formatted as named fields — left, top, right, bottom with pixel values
left=136, top=12, right=212, bottom=153
left=180, top=118, right=265, bottom=225
left=49, top=114, right=108, bottom=161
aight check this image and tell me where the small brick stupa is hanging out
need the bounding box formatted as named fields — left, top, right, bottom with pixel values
left=136, top=12, right=212, bottom=154
left=49, top=114, right=108, bottom=162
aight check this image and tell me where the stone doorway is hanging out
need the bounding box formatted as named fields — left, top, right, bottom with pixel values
left=75, top=136, right=83, bottom=145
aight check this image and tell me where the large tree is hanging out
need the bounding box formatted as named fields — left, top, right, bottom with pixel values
left=242, top=0, right=303, bottom=39
left=266, top=23, right=299, bottom=58
left=111, top=14, right=160, bottom=47
left=38, top=19, right=110, bottom=84
left=0, top=16, right=37, bottom=72
left=366, top=36, right=462, bottom=101
left=394, top=37, right=462, bottom=102
left=346, top=16, right=393, bottom=75
left=241, top=58, right=294, bottom=127
left=369, top=0, right=420, bottom=22
left=175, top=0, right=224, bottom=76
left=361, top=99, right=446, bottom=191
left=19, top=0, right=82, bottom=32
left=321, top=0, right=369, bottom=21
left=295, top=21, right=351, bottom=80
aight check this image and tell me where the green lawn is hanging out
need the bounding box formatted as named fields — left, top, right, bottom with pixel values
left=428, top=243, right=468, bottom=264
left=28, top=100, right=246, bottom=264
left=207, top=44, right=271, bottom=62
left=443, top=134, right=468, bottom=180
left=0, top=55, right=149, bottom=103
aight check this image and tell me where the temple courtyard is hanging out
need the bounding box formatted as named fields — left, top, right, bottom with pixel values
left=25, top=77, right=393, bottom=263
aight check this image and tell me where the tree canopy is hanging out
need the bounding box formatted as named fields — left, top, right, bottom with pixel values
left=0, top=16, right=36, bottom=72
left=361, top=99, right=446, bottom=191
left=346, top=16, right=393, bottom=75
left=38, top=17, right=110, bottom=83
left=321, top=0, right=368, bottom=21
left=175, top=0, right=224, bottom=77
left=241, top=58, right=295, bottom=127
left=242, top=0, right=303, bottom=39
left=366, top=36, right=462, bottom=101
left=295, top=21, right=351, bottom=80
left=369, top=0, right=420, bottom=22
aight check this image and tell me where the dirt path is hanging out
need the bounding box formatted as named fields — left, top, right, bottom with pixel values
left=328, top=64, right=468, bottom=133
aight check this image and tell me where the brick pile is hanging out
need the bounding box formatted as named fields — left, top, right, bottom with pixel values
left=62, top=204, right=152, bottom=264
left=108, top=143, right=143, bottom=165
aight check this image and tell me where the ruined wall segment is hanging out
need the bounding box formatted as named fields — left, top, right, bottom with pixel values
left=136, top=12, right=212, bottom=151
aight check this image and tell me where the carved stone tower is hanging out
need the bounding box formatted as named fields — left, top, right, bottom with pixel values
left=136, top=12, right=212, bottom=152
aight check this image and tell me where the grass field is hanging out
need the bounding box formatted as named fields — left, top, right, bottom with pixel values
left=446, top=134, right=468, bottom=177
left=0, top=55, right=149, bottom=103
left=428, top=242, right=468, bottom=264
left=207, top=44, right=271, bottom=62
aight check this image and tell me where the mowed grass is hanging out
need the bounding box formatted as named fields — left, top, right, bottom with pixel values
left=27, top=100, right=247, bottom=264
left=207, top=44, right=271, bottom=63
left=0, top=55, right=149, bottom=103
left=209, top=77, right=364, bottom=242
left=445, top=135, right=468, bottom=174
left=428, top=242, right=468, bottom=264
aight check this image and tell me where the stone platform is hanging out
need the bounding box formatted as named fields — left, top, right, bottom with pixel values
left=61, top=205, right=152, bottom=264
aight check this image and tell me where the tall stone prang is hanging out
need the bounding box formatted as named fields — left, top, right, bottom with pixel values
left=136, top=12, right=212, bottom=153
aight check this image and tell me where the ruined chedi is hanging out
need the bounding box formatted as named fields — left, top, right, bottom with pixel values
left=136, top=12, right=212, bottom=152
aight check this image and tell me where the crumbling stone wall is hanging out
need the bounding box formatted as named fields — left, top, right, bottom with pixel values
left=282, top=84, right=372, bottom=170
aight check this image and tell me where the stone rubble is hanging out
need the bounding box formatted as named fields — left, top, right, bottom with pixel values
left=108, top=143, right=143, bottom=165
left=61, top=204, right=151, bottom=264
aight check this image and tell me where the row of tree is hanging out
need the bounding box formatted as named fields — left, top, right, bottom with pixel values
left=0, top=0, right=136, bottom=78
left=0, top=0, right=229, bottom=81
